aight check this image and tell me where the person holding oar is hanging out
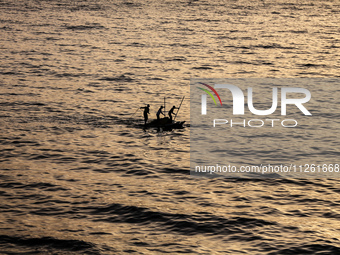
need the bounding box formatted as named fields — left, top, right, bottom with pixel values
left=140, top=104, right=150, bottom=125
left=156, top=106, right=164, bottom=122
left=168, top=105, right=177, bottom=122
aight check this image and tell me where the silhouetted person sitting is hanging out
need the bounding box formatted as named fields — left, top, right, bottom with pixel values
left=168, top=105, right=177, bottom=122
left=156, top=106, right=164, bottom=121
left=140, top=104, right=150, bottom=125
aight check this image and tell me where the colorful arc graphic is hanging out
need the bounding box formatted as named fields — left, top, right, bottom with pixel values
left=198, top=87, right=217, bottom=105
left=198, top=82, right=223, bottom=106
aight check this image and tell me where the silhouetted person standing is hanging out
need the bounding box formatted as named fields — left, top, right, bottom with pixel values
left=156, top=106, right=164, bottom=121
left=140, top=104, right=150, bottom=125
left=168, top=105, right=177, bottom=122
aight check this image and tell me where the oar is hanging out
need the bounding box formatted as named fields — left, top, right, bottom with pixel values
left=174, top=96, right=185, bottom=121
left=164, top=97, right=166, bottom=117
left=130, top=107, right=140, bottom=118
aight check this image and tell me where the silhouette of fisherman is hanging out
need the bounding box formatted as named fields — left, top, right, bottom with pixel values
left=156, top=106, right=164, bottom=122
left=168, top=105, right=177, bottom=122
left=140, top=104, right=150, bottom=125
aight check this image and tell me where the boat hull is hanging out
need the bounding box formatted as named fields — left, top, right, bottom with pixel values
left=146, top=117, right=185, bottom=130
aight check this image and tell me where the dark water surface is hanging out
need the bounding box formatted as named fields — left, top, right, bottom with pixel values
left=0, top=0, right=339, bottom=254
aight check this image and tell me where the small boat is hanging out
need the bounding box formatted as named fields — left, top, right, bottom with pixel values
left=133, top=96, right=186, bottom=131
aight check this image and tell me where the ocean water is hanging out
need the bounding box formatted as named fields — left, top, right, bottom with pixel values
left=0, top=0, right=339, bottom=254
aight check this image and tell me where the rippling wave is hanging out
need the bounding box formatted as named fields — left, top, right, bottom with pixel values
left=1, top=0, right=339, bottom=254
